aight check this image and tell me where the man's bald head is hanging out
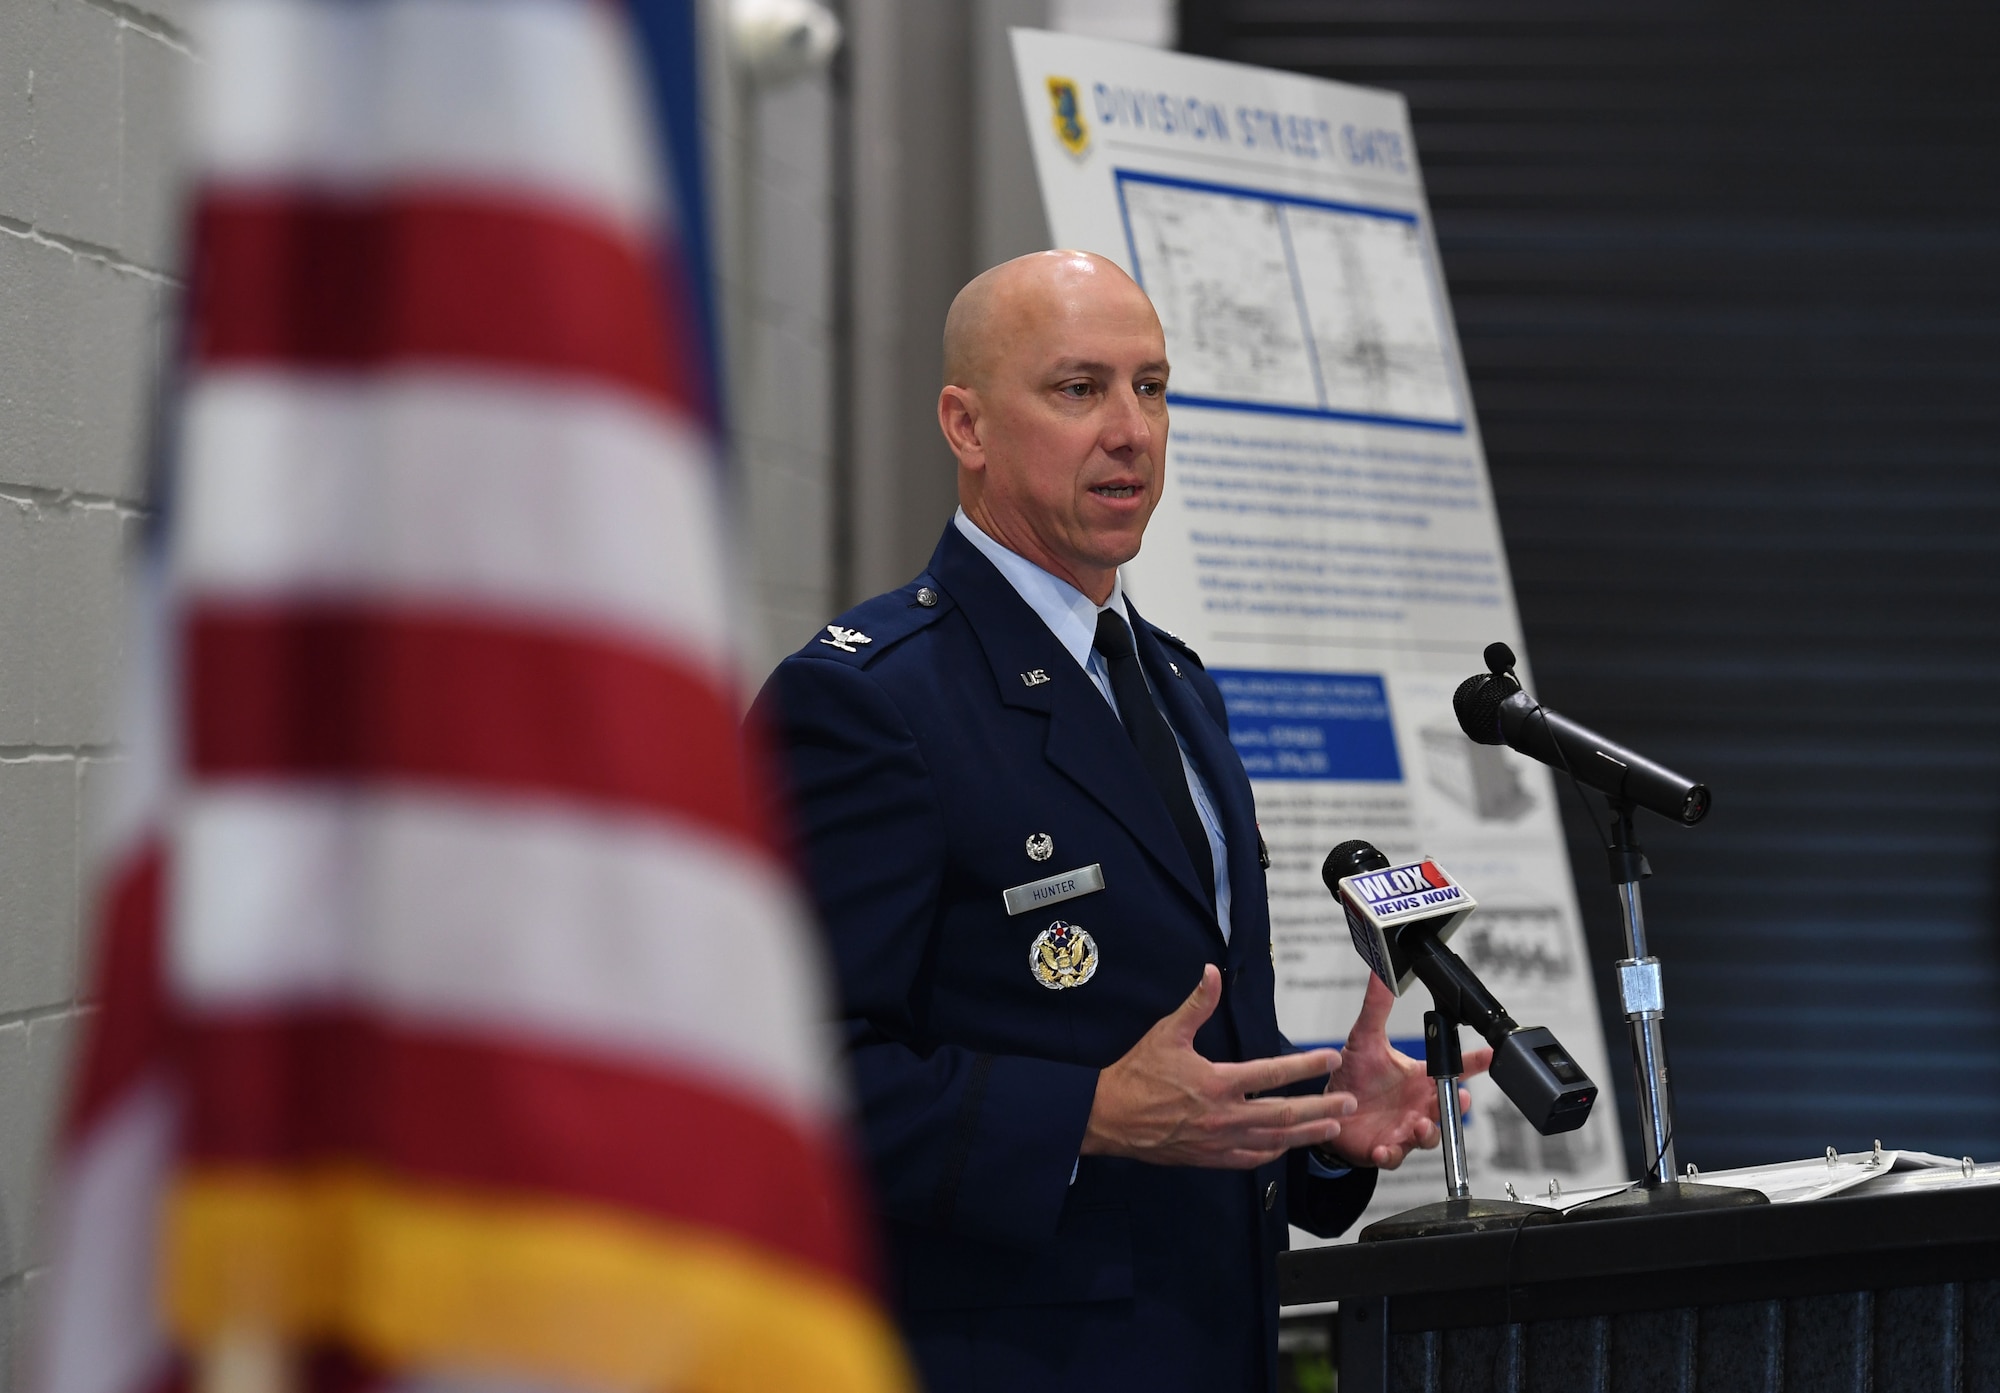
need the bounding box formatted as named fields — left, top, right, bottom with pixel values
left=935, top=250, right=1171, bottom=604
left=942, top=250, right=1156, bottom=391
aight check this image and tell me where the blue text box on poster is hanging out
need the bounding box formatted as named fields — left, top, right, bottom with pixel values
left=1211, top=669, right=1401, bottom=780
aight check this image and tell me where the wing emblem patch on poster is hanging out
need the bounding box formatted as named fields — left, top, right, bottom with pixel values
left=1047, top=76, right=1090, bottom=158
left=1030, top=920, right=1098, bottom=989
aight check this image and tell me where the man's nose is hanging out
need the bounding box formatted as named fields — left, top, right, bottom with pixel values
left=1100, top=384, right=1156, bottom=455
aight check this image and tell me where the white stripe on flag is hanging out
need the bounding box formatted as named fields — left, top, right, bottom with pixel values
left=196, top=0, right=662, bottom=234
left=171, top=787, right=841, bottom=1116
left=175, top=372, right=731, bottom=672
left=33, top=1083, right=176, bottom=1393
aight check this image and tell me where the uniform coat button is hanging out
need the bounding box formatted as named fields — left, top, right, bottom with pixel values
left=1264, top=1181, right=1278, bottom=1211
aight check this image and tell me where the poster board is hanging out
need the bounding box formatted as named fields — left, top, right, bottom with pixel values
left=1011, top=29, right=1632, bottom=1241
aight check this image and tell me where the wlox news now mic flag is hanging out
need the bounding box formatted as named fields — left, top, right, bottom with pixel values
left=1334, top=858, right=1475, bottom=997
left=34, top=2, right=910, bottom=1392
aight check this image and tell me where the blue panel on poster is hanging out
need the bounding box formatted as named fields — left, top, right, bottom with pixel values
left=1212, top=669, right=1401, bottom=781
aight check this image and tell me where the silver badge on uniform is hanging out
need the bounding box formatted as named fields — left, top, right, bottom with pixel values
left=820, top=624, right=871, bottom=653
left=1030, top=921, right=1097, bottom=990
left=1025, top=832, right=1054, bottom=861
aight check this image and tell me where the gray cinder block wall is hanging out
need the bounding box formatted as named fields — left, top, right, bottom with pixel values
left=721, top=71, right=841, bottom=680
left=0, top=0, right=188, bottom=1371
left=700, top=0, right=843, bottom=684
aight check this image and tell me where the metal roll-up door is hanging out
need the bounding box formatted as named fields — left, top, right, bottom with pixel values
left=1181, top=0, right=2000, bottom=1168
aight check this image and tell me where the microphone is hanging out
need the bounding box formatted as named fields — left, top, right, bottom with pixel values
left=1323, top=840, right=1595, bottom=1135
left=1453, top=642, right=1710, bottom=826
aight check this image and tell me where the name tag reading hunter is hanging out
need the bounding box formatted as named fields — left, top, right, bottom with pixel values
left=1003, top=864, right=1105, bottom=916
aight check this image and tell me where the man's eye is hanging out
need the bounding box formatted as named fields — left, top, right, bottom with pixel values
left=1138, top=381, right=1165, bottom=397
left=1061, top=382, right=1092, bottom=398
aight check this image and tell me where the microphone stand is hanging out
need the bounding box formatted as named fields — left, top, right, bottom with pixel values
left=1360, top=1008, right=1560, bottom=1240
left=1565, top=798, right=1764, bottom=1219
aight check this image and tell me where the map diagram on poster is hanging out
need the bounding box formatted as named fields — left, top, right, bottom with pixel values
left=1116, top=172, right=1461, bottom=430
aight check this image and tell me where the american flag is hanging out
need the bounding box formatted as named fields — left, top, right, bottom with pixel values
left=34, top=2, right=907, bottom=1391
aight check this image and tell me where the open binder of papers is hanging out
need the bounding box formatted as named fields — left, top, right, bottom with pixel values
left=1509, top=1146, right=2000, bottom=1212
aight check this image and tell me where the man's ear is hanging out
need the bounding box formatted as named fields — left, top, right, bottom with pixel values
left=937, top=384, right=984, bottom=468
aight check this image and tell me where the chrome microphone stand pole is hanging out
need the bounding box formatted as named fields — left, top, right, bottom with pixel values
left=1566, top=798, right=1764, bottom=1219
left=1606, top=798, right=1674, bottom=1185
left=1359, top=1008, right=1559, bottom=1240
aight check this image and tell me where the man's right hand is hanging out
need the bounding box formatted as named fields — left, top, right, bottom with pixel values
left=1079, top=964, right=1355, bottom=1169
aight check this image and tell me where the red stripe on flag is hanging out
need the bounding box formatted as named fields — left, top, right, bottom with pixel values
left=191, top=193, right=705, bottom=416
left=186, top=604, right=764, bottom=848
left=178, top=1013, right=873, bottom=1284
left=66, top=843, right=170, bottom=1141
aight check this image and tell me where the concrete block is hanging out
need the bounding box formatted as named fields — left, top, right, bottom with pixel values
left=0, top=1, right=35, bottom=224
left=24, top=0, right=123, bottom=250
left=745, top=444, right=831, bottom=598
left=749, top=586, right=849, bottom=670
left=0, top=502, right=130, bottom=744
left=59, top=259, right=155, bottom=502
left=738, top=320, right=834, bottom=464
left=748, top=598, right=824, bottom=684
left=117, top=28, right=187, bottom=274
left=74, top=756, right=121, bottom=1007
left=767, top=582, right=836, bottom=637
left=0, top=1272, right=19, bottom=1393
left=0, top=758, right=81, bottom=1017
left=28, top=507, right=127, bottom=748
left=77, top=745, right=124, bottom=872
left=0, top=232, right=157, bottom=498
left=10, top=1266, right=52, bottom=1393
left=77, top=754, right=126, bottom=875
left=0, top=1011, right=78, bottom=1278
left=748, top=179, right=832, bottom=335
left=0, top=1272, right=20, bottom=1393
left=753, top=76, right=833, bottom=198
left=0, top=503, right=40, bottom=744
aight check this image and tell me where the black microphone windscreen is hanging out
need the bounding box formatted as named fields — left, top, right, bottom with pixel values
left=1483, top=641, right=1516, bottom=675
left=1322, top=839, right=1390, bottom=893
left=1453, top=673, right=1508, bottom=745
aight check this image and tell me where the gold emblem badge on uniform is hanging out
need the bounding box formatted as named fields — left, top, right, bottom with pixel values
left=1029, top=921, right=1097, bottom=990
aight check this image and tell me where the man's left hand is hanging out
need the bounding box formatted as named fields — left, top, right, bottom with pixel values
left=1318, top=975, right=1494, bottom=1170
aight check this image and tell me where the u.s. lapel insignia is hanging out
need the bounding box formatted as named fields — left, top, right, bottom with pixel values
left=1025, top=832, right=1054, bottom=862
left=821, top=624, right=871, bottom=653
left=1021, top=669, right=1051, bottom=687
left=1030, top=921, right=1097, bottom=990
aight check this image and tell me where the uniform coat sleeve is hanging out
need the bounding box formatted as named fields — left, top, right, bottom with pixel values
left=755, top=655, right=1100, bottom=1251
left=1173, top=637, right=1380, bottom=1235
left=1285, top=1143, right=1379, bottom=1238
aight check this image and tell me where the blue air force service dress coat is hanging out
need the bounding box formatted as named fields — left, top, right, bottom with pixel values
left=752, top=525, right=1376, bottom=1393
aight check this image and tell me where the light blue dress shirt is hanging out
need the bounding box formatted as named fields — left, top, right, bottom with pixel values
left=954, top=510, right=1232, bottom=942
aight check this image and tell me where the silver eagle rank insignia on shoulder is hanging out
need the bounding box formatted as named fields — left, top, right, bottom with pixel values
left=820, top=624, right=871, bottom=653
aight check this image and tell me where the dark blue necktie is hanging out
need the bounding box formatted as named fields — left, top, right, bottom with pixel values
left=1094, top=609, right=1216, bottom=907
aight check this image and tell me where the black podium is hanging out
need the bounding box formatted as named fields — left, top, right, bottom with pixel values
left=1279, top=1185, right=2000, bottom=1392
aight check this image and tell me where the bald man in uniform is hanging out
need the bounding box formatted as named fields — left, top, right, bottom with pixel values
left=754, top=252, right=1469, bottom=1393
